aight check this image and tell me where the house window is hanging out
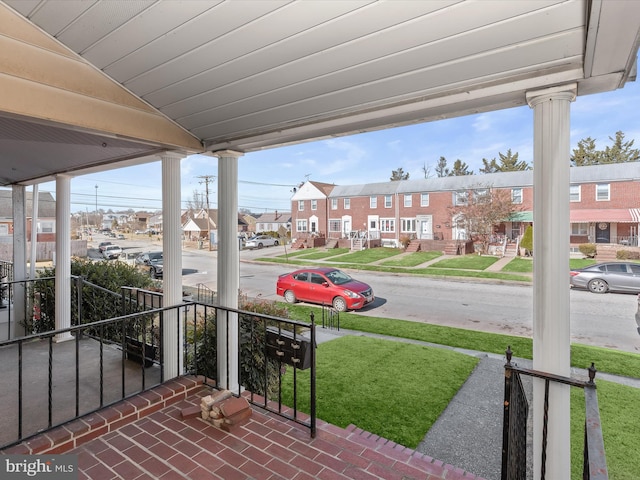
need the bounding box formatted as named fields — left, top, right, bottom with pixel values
left=570, top=185, right=581, bottom=202
left=298, top=200, right=304, bottom=211
left=454, top=190, right=468, bottom=206
left=380, top=218, right=395, bottom=232
left=329, top=219, right=341, bottom=232
left=596, top=183, right=610, bottom=201
left=311, top=199, right=317, bottom=210
left=370, top=196, right=377, bottom=208
left=331, top=198, right=338, bottom=210
left=384, top=195, right=392, bottom=208
left=296, top=219, right=307, bottom=232
left=420, top=193, right=429, bottom=207
left=511, top=188, right=523, bottom=204
left=404, top=194, right=412, bottom=207
left=40, top=221, right=54, bottom=233
left=571, top=223, right=588, bottom=235
left=473, top=189, right=489, bottom=203
left=344, top=198, right=350, bottom=209
left=401, top=218, right=417, bottom=232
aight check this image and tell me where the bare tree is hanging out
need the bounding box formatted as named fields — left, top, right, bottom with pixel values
left=448, top=185, right=521, bottom=254
left=186, top=189, right=207, bottom=212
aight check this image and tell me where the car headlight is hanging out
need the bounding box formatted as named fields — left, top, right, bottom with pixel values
left=343, top=289, right=360, bottom=299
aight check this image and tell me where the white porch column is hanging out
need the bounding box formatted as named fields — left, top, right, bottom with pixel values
left=11, top=186, right=27, bottom=337
left=214, top=150, right=243, bottom=390
left=161, top=152, right=186, bottom=379
left=526, top=84, right=576, bottom=479
left=55, top=174, right=72, bottom=342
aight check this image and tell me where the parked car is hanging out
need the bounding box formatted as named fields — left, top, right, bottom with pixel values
left=102, top=244, right=122, bottom=260
left=98, top=241, right=112, bottom=252
left=135, top=251, right=163, bottom=278
left=245, top=234, right=279, bottom=249
left=569, top=262, right=640, bottom=294
left=276, top=267, right=374, bottom=312
left=117, top=234, right=125, bottom=240
left=636, top=294, right=640, bottom=335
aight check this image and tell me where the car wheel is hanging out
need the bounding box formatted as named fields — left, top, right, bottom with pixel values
left=587, top=278, right=608, bottom=294
left=274, top=240, right=279, bottom=246
left=284, top=290, right=297, bottom=304
left=257, top=243, right=263, bottom=249
left=332, top=296, right=347, bottom=312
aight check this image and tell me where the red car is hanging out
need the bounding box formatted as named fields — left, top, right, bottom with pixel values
left=276, top=267, right=374, bottom=312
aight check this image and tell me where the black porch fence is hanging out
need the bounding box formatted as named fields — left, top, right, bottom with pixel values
left=502, top=346, right=608, bottom=480
left=0, top=299, right=316, bottom=450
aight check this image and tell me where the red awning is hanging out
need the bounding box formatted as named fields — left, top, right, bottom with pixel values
left=570, top=209, right=640, bottom=223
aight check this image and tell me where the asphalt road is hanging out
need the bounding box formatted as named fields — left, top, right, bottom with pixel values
left=93, top=238, right=640, bottom=354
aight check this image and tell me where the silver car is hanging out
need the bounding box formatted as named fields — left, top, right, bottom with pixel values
left=245, top=235, right=279, bottom=249
left=570, top=262, right=640, bottom=294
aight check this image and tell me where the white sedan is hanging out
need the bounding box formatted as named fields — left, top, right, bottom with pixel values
left=245, top=235, right=279, bottom=249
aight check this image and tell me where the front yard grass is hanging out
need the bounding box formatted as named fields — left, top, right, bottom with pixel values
left=380, top=250, right=442, bottom=267
left=501, top=257, right=596, bottom=273
left=324, top=247, right=403, bottom=264
left=428, top=254, right=499, bottom=270
left=291, top=248, right=350, bottom=260
left=281, top=305, right=640, bottom=479
left=281, top=335, right=478, bottom=448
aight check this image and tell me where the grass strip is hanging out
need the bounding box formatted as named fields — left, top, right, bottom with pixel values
left=280, top=335, right=478, bottom=448
left=429, top=255, right=499, bottom=270
left=284, top=304, right=640, bottom=379
left=380, top=251, right=442, bottom=267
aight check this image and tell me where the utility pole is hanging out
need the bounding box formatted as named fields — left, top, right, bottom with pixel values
left=197, top=175, right=216, bottom=250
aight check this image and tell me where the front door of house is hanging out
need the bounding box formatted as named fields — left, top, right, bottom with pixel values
left=596, top=222, right=610, bottom=243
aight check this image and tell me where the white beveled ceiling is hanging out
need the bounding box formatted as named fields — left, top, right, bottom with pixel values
left=0, top=0, right=639, bottom=185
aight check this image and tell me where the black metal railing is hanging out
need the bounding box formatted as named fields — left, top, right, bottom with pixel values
left=502, top=346, right=608, bottom=480
left=0, top=298, right=317, bottom=449
left=0, top=306, right=168, bottom=450
left=183, top=301, right=316, bottom=436
left=195, top=283, right=216, bottom=305
left=320, top=304, right=339, bottom=330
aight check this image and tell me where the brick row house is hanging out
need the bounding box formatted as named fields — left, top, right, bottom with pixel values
left=291, top=163, right=640, bottom=252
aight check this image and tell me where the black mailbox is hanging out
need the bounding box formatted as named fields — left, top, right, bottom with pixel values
left=265, top=327, right=313, bottom=370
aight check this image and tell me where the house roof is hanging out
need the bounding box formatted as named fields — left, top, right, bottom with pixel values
left=256, top=212, right=292, bottom=223
left=1, top=1, right=638, bottom=185
left=0, top=189, right=56, bottom=218
left=328, top=163, right=640, bottom=197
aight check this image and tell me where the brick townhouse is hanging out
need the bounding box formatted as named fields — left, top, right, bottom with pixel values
left=290, top=162, right=640, bottom=250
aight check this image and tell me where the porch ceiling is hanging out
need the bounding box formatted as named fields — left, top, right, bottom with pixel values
left=0, top=0, right=639, bottom=185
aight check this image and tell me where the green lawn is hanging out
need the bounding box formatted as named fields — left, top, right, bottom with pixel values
left=380, top=250, right=442, bottom=267
left=280, top=336, right=478, bottom=448
left=501, top=257, right=596, bottom=273
left=278, top=304, right=640, bottom=478
left=428, top=254, right=499, bottom=270
left=324, top=247, right=404, bottom=264
left=293, top=248, right=350, bottom=260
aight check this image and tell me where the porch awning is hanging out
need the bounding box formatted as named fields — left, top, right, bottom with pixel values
left=507, top=211, right=533, bottom=222
left=569, top=209, right=640, bottom=223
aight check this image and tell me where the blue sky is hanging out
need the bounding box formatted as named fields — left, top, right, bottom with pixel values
left=44, top=79, right=640, bottom=215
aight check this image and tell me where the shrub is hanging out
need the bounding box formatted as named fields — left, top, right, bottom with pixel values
left=579, top=243, right=597, bottom=258
left=186, top=294, right=296, bottom=399
left=519, top=225, right=533, bottom=255
left=616, top=250, right=640, bottom=260
left=27, top=258, right=157, bottom=334
left=399, top=235, right=412, bottom=249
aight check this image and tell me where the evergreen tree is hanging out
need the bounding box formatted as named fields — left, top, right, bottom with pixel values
left=448, top=159, right=473, bottom=176
left=435, top=156, right=449, bottom=177
left=479, top=157, right=498, bottom=174
left=571, top=137, right=600, bottom=166
left=390, top=167, right=410, bottom=181
left=601, top=131, right=640, bottom=163
left=498, top=149, right=530, bottom=171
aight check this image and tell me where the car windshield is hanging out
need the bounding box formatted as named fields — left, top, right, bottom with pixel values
left=148, top=252, right=163, bottom=261
left=325, top=270, right=352, bottom=285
